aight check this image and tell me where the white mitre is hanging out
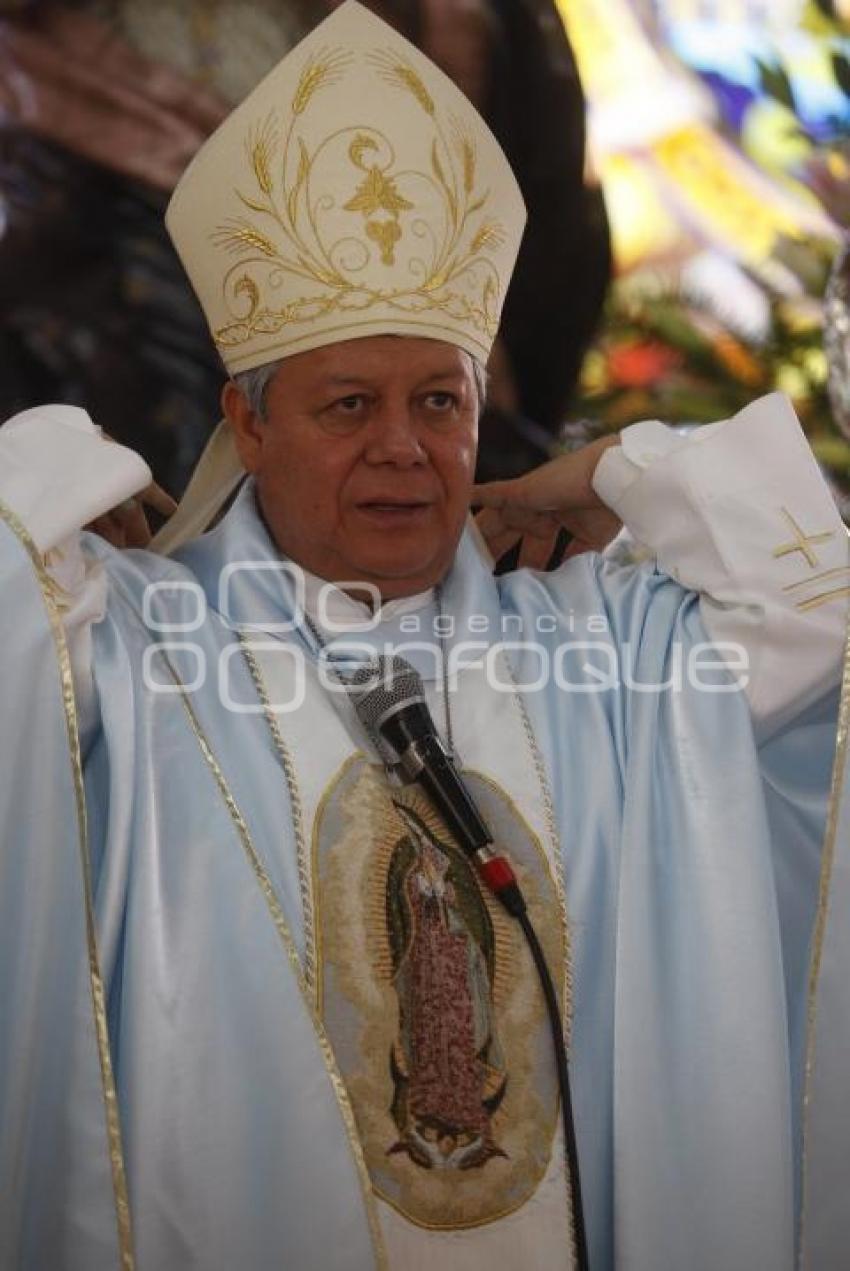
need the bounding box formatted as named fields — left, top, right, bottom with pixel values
left=167, top=0, right=525, bottom=369
left=154, top=0, right=526, bottom=551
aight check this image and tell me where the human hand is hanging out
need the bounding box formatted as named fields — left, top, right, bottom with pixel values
left=85, top=481, right=177, bottom=548
left=472, top=435, right=622, bottom=569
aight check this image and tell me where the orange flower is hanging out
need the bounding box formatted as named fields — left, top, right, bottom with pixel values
left=607, top=341, right=682, bottom=389
left=711, top=334, right=765, bottom=388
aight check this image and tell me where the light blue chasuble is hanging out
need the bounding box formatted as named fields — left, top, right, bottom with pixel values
left=0, top=482, right=844, bottom=1270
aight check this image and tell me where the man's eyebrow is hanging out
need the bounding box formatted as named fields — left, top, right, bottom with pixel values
left=316, top=368, right=469, bottom=389
left=415, top=368, right=470, bottom=387
left=320, top=375, right=373, bottom=388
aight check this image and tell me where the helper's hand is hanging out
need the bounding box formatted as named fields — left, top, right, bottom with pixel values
left=472, top=435, right=622, bottom=569
left=85, top=481, right=177, bottom=548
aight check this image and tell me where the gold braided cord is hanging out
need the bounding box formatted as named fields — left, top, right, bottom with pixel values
left=511, top=683, right=574, bottom=1039
left=0, top=501, right=135, bottom=1270
left=797, top=604, right=850, bottom=1270
left=238, top=633, right=318, bottom=1001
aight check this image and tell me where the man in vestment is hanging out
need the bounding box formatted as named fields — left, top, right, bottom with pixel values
left=0, top=4, right=848, bottom=1269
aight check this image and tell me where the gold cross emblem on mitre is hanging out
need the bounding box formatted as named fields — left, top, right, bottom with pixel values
left=165, top=0, right=527, bottom=373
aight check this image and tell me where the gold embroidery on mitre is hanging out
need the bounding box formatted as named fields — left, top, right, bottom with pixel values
left=343, top=133, right=413, bottom=266
left=210, top=41, right=506, bottom=356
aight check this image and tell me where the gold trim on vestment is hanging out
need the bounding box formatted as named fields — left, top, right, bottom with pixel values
left=311, top=750, right=363, bottom=1020
left=798, top=601, right=850, bottom=1269
left=772, top=508, right=836, bottom=569
left=0, top=501, right=135, bottom=1270
left=795, top=585, right=850, bottom=613
left=239, top=634, right=318, bottom=1000
left=155, top=650, right=386, bottom=1270
left=510, top=688, right=574, bottom=1042
left=782, top=565, right=850, bottom=593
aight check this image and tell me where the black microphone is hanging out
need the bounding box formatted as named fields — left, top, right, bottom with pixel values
left=346, top=654, right=525, bottom=914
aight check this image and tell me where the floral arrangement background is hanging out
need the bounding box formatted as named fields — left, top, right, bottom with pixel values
left=561, top=0, right=850, bottom=508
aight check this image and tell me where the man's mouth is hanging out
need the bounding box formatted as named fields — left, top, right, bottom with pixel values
left=356, top=500, right=432, bottom=518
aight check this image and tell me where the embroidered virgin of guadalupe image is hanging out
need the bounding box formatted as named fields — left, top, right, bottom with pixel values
left=385, top=805, right=508, bottom=1171
left=313, top=758, right=567, bottom=1229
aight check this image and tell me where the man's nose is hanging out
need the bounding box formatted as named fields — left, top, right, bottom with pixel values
left=363, top=406, right=427, bottom=466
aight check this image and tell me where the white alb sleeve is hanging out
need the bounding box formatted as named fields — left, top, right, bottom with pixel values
left=591, top=392, right=849, bottom=729
left=0, top=405, right=151, bottom=733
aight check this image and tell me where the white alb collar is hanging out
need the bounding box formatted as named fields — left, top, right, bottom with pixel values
left=300, top=567, right=435, bottom=634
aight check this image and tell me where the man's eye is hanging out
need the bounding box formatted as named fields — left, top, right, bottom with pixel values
left=423, top=392, right=457, bottom=411
left=334, top=395, right=366, bottom=412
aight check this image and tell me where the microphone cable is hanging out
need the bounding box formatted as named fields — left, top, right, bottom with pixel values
left=501, top=884, right=589, bottom=1271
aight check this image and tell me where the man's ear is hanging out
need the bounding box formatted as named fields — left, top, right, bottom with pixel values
left=222, top=380, right=263, bottom=473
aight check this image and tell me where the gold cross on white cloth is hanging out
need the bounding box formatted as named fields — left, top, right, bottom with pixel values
left=772, top=508, right=836, bottom=569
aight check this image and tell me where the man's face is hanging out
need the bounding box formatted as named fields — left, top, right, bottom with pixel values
left=225, top=336, right=479, bottom=599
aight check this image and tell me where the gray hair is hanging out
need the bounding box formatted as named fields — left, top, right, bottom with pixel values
left=232, top=350, right=488, bottom=419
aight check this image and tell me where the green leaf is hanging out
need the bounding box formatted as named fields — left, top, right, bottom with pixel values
left=832, top=51, right=850, bottom=99
left=755, top=57, right=797, bottom=112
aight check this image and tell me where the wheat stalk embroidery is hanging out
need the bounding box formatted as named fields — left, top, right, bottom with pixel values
left=212, top=43, right=505, bottom=351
